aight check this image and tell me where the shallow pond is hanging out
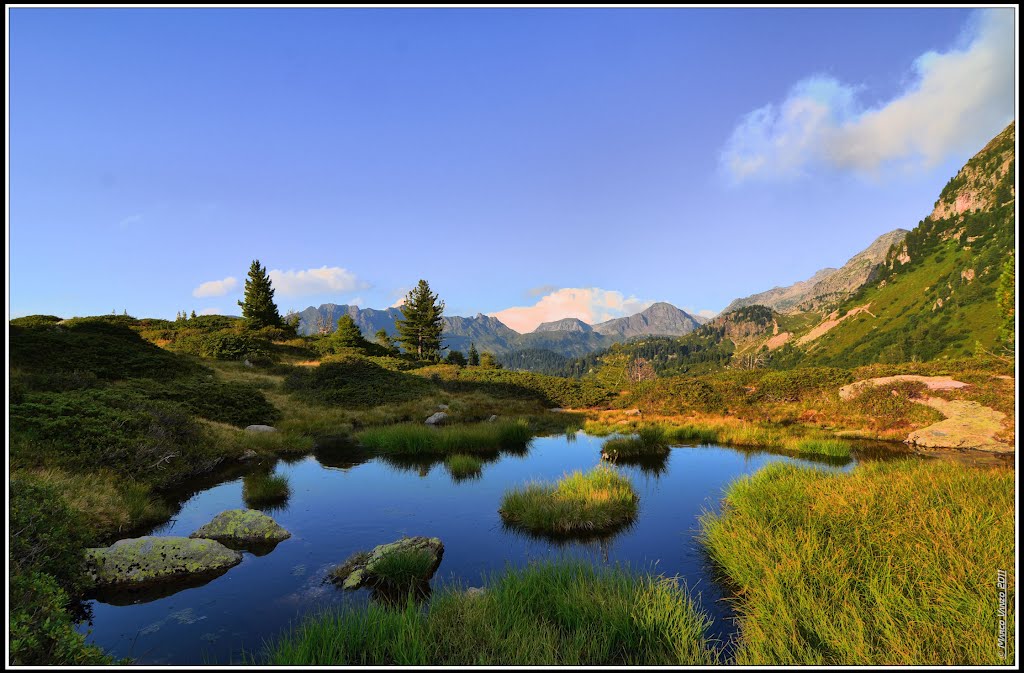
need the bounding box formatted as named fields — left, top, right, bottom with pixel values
left=79, top=432, right=902, bottom=664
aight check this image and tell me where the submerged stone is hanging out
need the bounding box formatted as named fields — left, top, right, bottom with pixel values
left=85, top=536, right=242, bottom=588
left=329, top=536, right=444, bottom=590
left=190, top=509, right=291, bottom=545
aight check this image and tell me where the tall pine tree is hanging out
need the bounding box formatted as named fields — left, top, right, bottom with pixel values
left=395, top=279, right=445, bottom=360
left=237, top=259, right=282, bottom=329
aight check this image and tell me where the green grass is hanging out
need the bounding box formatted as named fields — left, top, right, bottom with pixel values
left=369, top=549, right=439, bottom=590
left=242, top=472, right=291, bottom=508
left=786, top=437, right=852, bottom=458
left=601, top=425, right=669, bottom=459
left=499, top=465, right=639, bottom=537
left=700, top=459, right=1015, bottom=665
left=357, top=419, right=531, bottom=456
left=262, top=560, right=718, bottom=665
left=443, top=454, right=485, bottom=480
left=665, top=424, right=721, bottom=444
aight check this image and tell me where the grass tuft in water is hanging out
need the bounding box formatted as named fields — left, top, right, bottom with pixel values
left=261, top=560, right=718, bottom=665
left=601, top=425, right=670, bottom=459
left=357, top=419, right=531, bottom=455
left=786, top=437, right=852, bottom=458
left=242, top=471, right=291, bottom=508
left=499, top=465, right=638, bottom=536
left=700, top=459, right=1015, bottom=665
left=443, top=454, right=484, bottom=481
left=370, top=549, right=438, bottom=590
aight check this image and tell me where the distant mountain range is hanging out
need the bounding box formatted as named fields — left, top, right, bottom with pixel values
left=294, top=301, right=703, bottom=357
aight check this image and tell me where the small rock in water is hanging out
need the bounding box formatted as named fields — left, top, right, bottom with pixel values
left=245, top=424, right=278, bottom=433
left=425, top=412, right=449, bottom=426
left=190, top=509, right=291, bottom=545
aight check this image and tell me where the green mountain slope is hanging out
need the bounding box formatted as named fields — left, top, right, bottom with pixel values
left=795, top=122, right=1015, bottom=366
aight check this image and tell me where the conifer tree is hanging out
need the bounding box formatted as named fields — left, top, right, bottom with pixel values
left=237, top=259, right=282, bottom=329
left=331, top=315, right=369, bottom=351
left=395, top=279, right=445, bottom=360
left=468, top=342, right=480, bottom=366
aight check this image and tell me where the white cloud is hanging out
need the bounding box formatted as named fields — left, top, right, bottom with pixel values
left=489, top=288, right=656, bottom=333
left=198, top=307, right=221, bottom=316
left=192, top=276, right=238, bottom=298
left=721, top=8, right=1015, bottom=181
left=268, top=266, right=364, bottom=297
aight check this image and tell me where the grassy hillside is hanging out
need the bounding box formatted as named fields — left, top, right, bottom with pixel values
left=797, top=120, right=1014, bottom=367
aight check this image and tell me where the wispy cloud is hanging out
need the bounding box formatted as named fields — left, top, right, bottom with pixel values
left=193, top=276, right=238, bottom=298
left=118, top=214, right=144, bottom=227
left=490, top=287, right=655, bottom=333
left=268, top=266, right=365, bottom=297
left=721, top=8, right=1014, bottom=181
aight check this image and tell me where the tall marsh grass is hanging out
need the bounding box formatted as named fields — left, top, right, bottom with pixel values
left=700, top=459, right=1015, bottom=665
left=499, top=465, right=638, bottom=536
left=357, top=419, right=531, bottom=455
left=262, top=560, right=718, bottom=665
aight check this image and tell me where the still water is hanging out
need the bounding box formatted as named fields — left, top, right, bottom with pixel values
left=80, top=432, right=881, bottom=664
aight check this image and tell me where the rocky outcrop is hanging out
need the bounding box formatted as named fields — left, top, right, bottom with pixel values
left=190, top=509, right=291, bottom=545
left=244, top=425, right=277, bottom=433
left=906, top=398, right=1012, bottom=454
left=330, top=536, right=444, bottom=590
left=85, top=536, right=242, bottom=587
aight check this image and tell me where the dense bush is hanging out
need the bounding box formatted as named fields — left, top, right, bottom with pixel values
left=750, top=367, right=853, bottom=403
left=413, top=366, right=613, bottom=408
left=9, top=477, right=111, bottom=665
left=10, top=321, right=204, bottom=383
left=849, top=381, right=929, bottom=431
left=284, top=355, right=436, bottom=407
left=126, top=378, right=281, bottom=427
left=9, top=314, right=63, bottom=327
left=10, top=388, right=206, bottom=484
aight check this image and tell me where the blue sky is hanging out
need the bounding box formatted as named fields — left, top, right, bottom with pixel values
left=8, top=7, right=1016, bottom=331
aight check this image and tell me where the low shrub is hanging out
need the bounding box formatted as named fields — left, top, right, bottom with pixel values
left=284, top=356, right=436, bottom=407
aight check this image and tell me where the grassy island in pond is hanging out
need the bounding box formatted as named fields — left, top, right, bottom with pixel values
left=499, top=465, right=639, bottom=536
left=265, top=560, right=717, bottom=665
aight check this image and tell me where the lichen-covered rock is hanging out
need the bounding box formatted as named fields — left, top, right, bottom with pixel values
left=190, top=509, right=291, bottom=545
left=424, top=412, right=449, bottom=426
left=330, top=536, right=444, bottom=590
left=85, top=536, right=242, bottom=587
left=245, top=424, right=277, bottom=433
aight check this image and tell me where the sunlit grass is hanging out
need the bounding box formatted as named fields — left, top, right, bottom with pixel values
left=499, top=465, right=638, bottom=536
left=700, top=459, right=1015, bottom=665
left=261, top=560, right=718, bottom=665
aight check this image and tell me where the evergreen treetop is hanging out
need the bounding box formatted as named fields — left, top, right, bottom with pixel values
left=395, top=279, right=445, bottom=361
left=237, top=259, right=282, bottom=329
